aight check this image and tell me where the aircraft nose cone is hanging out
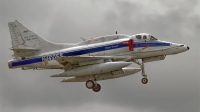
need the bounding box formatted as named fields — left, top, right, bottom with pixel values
left=187, top=46, right=190, bottom=50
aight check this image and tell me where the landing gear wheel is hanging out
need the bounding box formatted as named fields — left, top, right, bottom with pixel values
left=141, top=78, right=148, bottom=84
left=85, top=80, right=94, bottom=89
left=92, top=83, right=101, bottom=92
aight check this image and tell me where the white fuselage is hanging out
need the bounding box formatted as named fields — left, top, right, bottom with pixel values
left=8, top=34, right=189, bottom=69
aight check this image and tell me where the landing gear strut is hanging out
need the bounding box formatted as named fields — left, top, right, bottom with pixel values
left=85, top=76, right=101, bottom=92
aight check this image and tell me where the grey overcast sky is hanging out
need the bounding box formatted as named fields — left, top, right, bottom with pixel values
left=0, top=0, right=199, bottom=112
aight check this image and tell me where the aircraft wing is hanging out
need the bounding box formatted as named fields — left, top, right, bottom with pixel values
left=55, top=55, right=133, bottom=70
left=56, top=55, right=132, bottom=64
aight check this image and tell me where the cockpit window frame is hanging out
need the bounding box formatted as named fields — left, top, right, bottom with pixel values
left=143, top=35, right=147, bottom=39
left=136, top=35, right=142, bottom=39
left=150, top=36, right=157, bottom=40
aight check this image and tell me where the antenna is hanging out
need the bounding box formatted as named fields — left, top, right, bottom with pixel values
left=80, top=37, right=86, bottom=41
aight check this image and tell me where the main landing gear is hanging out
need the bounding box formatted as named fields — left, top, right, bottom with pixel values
left=133, top=59, right=148, bottom=84
left=85, top=78, right=101, bottom=92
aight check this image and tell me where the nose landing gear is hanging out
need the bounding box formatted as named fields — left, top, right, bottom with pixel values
left=132, top=59, right=148, bottom=84
left=141, top=61, right=148, bottom=84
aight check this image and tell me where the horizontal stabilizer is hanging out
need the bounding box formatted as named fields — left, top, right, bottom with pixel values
left=10, top=47, right=40, bottom=52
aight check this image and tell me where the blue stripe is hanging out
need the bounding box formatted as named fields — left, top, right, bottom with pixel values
left=12, top=57, right=42, bottom=67
left=134, top=42, right=170, bottom=47
left=62, top=43, right=127, bottom=56
left=11, top=41, right=170, bottom=67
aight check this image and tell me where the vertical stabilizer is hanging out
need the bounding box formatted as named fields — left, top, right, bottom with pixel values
left=8, top=21, right=25, bottom=48
left=8, top=20, right=54, bottom=49
left=8, top=20, right=72, bottom=57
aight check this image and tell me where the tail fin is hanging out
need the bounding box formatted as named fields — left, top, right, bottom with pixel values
left=8, top=20, right=70, bottom=58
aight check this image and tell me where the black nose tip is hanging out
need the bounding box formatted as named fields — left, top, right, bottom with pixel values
left=187, top=46, right=190, bottom=50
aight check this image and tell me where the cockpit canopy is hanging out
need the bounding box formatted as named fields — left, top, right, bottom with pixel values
left=134, top=33, right=157, bottom=40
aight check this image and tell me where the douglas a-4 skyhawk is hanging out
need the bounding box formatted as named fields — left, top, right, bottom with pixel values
left=8, top=20, right=189, bottom=92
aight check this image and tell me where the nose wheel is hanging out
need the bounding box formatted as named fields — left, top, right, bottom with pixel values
left=141, top=78, right=148, bottom=84
left=85, top=78, right=101, bottom=92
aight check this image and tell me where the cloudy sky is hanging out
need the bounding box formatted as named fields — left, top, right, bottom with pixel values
left=0, top=0, right=199, bottom=112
